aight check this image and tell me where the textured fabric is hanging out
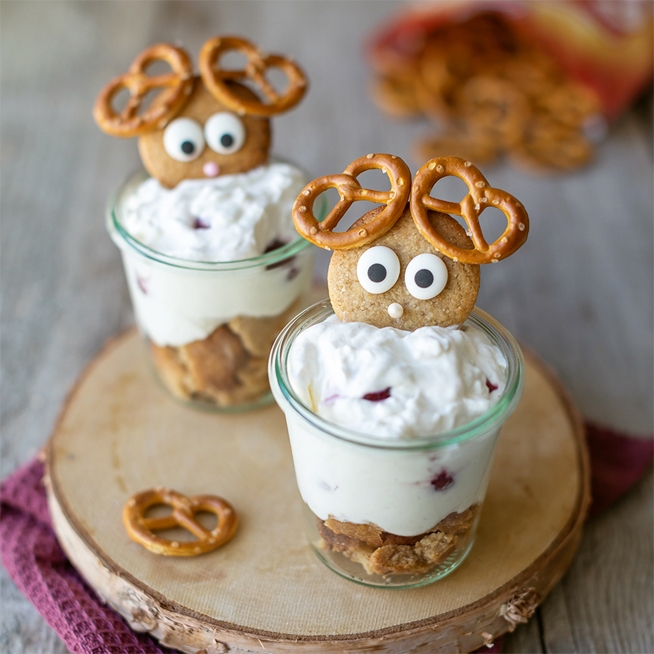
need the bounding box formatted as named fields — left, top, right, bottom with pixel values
left=0, top=459, right=173, bottom=654
left=1, top=422, right=652, bottom=654
left=585, top=422, right=654, bottom=519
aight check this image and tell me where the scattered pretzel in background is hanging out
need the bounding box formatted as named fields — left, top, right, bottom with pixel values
left=293, top=154, right=528, bottom=330
left=94, top=36, right=308, bottom=188
left=368, top=12, right=603, bottom=174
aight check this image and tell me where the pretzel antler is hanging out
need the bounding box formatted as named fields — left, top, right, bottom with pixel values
left=93, top=44, right=195, bottom=138
left=199, top=36, right=307, bottom=117
left=293, top=154, right=412, bottom=250
left=411, top=157, right=528, bottom=263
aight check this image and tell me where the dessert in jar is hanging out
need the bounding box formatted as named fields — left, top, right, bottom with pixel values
left=95, top=37, right=315, bottom=409
left=270, top=154, right=528, bottom=587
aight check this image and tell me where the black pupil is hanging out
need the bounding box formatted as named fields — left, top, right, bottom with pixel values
left=368, top=263, right=387, bottom=283
left=181, top=140, right=195, bottom=155
left=415, top=269, right=434, bottom=288
left=220, top=133, right=235, bottom=148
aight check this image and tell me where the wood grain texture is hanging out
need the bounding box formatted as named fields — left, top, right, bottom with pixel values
left=44, top=330, right=588, bottom=653
left=1, top=2, right=652, bottom=653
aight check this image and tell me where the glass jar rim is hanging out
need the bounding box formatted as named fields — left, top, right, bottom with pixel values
left=106, top=166, right=316, bottom=272
left=270, top=300, right=525, bottom=450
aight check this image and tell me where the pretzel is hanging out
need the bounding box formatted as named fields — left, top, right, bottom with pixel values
left=370, top=74, right=422, bottom=118
left=411, top=156, right=528, bottom=264
left=370, top=13, right=601, bottom=174
left=458, top=77, right=529, bottom=148
left=123, top=488, right=238, bottom=556
left=512, top=119, right=593, bottom=173
left=199, top=36, right=307, bottom=117
left=293, top=153, right=411, bottom=250
left=414, top=132, right=497, bottom=166
left=93, top=44, right=194, bottom=137
left=415, top=41, right=458, bottom=121
left=535, top=83, right=600, bottom=129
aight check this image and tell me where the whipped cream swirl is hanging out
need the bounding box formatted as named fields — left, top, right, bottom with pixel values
left=120, top=162, right=305, bottom=261
left=288, top=316, right=507, bottom=439
left=111, top=162, right=313, bottom=347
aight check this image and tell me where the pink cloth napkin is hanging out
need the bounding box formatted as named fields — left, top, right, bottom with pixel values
left=1, top=423, right=651, bottom=654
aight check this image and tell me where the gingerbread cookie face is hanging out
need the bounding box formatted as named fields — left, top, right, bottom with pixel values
left=94, top=37, right=307, bottom=188
left=138, top=81, right=271, bottom=188
left=294, top=154, right=528, bottom=330
left=328, top=207, right=480, bottom=329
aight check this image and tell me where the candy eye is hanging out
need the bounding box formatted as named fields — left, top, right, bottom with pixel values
left=405, top=253, right=448, bottom=300
left=163, top=118, right=205, bottom=162
left=204, top=112, right=246, bottom=154
left=356, top=246, right=400, bottom=294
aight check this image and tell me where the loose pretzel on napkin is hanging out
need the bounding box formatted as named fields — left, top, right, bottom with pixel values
left=123, top=488, right=238, bottom=556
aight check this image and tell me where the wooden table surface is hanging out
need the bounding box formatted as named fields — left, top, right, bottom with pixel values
left=1, top=2, right=652, bottom=653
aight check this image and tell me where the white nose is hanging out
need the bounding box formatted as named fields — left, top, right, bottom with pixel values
left=388, top=303, right=404, bottom=319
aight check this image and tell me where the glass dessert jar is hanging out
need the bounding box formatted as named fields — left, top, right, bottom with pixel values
left=269, top=300, right=524, bottom=588
left=107, top=171, right=316, bottom=411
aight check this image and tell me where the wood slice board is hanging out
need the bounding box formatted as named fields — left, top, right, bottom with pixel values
left=45, top=328, right=590, bottom=654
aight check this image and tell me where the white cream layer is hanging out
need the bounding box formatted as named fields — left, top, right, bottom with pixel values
left=284, top=317, right=507, bottom=536
left=120, top=250, right=312, bottom=347
left=288, top=317, right=507, bottom=438
left=113, top=163, right=311, bottom=347
left=286, top=415, right=499, bottom=536
left=121, top=163, right=305, bottom=261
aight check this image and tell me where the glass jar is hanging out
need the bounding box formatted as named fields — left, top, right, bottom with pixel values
left=107, top=170, right=316, bottom=411
left=269, top=300, right=524, bottom=588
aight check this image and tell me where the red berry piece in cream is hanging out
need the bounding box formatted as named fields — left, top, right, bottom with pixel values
left=192, top=217, right=211, bottom=229
left=362, top=387, right=392, bottom=402
left=264, top=239, right=287, bottom=253
left=287, top=267, right=300, bottom=281
left=136, top=274, right=149, bottom=295
left=431, top=469, right=454, bottom=491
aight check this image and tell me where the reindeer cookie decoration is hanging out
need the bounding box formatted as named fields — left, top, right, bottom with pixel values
left=293, top=154, right=528, bottom=330
left=93, top=37, right=307, bottom=188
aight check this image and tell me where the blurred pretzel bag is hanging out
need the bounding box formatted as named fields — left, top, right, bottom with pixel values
left=367, top=0, right=653, bottom=172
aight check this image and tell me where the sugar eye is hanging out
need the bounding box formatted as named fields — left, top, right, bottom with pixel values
left=405, top=253, right=448, bottom=300
left=357, top=246, right=400, bottom=294
left=204, top=112, right=246, bottom=154
left=163, top=118, right=205, bottom=162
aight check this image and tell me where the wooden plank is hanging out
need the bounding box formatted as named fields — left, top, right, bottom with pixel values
left=503, top=615, right=544, bottom=654
left=1, top=3, right=159, bottom=653
left=1, top=1, right=652, bottom=652
left=541, top=469, right=654, bottom=654
left=474, top=111, right=653, bottom=435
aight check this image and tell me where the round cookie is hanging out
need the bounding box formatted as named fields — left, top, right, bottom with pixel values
left=138, top=79, right=271, bottom=188
left=328, top=206, right=480, bottom=330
